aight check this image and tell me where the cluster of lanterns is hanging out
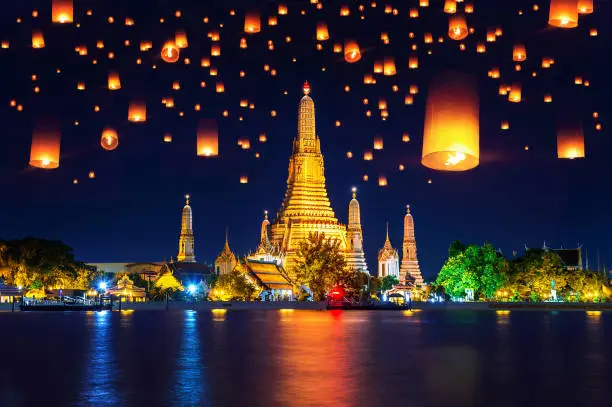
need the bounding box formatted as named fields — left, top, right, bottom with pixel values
left=14, top=0, right=601, bottom=191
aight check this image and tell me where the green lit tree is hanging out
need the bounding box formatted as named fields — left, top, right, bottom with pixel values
left=294, top=232, right=347, bottom=301
left=209, top=270, right=256, bottom=301
left=381, top=275, right=399, bottom=292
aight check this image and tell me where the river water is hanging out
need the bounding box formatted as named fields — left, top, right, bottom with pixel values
left=0, top=309, right=609, bottom=406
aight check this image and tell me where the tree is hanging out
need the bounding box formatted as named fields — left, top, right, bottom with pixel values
left=505, top=249, right=564, bottom=301
left=150, top=271, right=184, bottom=300
left=449, top=240, right=467, bottom=258
left=436, top=244, right=507, bottom=300
left=381, top=275, right=399, bottom=292
left=209, top=270, right=256, bottom=301
left=294, top=232, right=347, bottom=301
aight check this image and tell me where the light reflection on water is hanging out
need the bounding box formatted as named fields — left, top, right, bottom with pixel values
left=172, top=310, right=206, bottom=406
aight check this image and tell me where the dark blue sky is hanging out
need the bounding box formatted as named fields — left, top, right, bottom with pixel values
left=0, top=1, right=610, bottom=279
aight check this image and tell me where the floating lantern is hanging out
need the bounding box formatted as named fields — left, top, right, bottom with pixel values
left=574, top=76, right=583, bottom=85
left=340, top=5, right=350, bottom=16
left=244, top=11, right=261, bottom=33
left=278, top=4, right=288, bottom=15
left=259, top=133, right=267, bottom=143
left=268, top=16, right=278, bottom=26
left=402, top=133, right=410, bottom=142
left=501, top=121, right=510, bottom=130
left=211, top=44, right=221, bottom=56
left=448, top=14, right=468, bottom=40
left=140, top=41, right=152, bottom=51
left=32, top=31, right=45, bottom=48
left=486, top=29, right=497, bottom=42
left=363, top=150, right=373, bottom=161
left=363, top=175, right=369, bottom=182
left=383, top=57, right=396, bottom=76
left=172, top=81, right=180, bottom=90
left=316, top=22, right=329, bottom=40
left=578, top=0, right=593, bottom=14
left=108, top=72, right=121, bottom=90
left=174, top=31, right=188, bottom=48
left=30, top=122, right=60, bottom=169
left=52, top=0, right=73, bottom=24
left=513, top=44, right=527, bottom=61
left=421, top=71, right=479, bottom=171
left=409, top=55, right=419, bottom=69
left=374, top=137, right=384, bottom=150
left=409, top=85, right=419, bottom=95
left=163, top=133, right=173, bottom=143
left=88, top=171, right=95, bottom=179
left=378, top=99, right=387, bottom=110
left=216, top=82, right=225, bottom=93
left=404, top=95, right=414, bottom=105
left=240, top=176, right=249, bottom=184
left=378, top=176, right=388, bottom=187
left=410, top=8, right=419, bottom=18
left=544, top=94, right=553, bottom=103
left=508, top=83, right=522, bottom=103
left=100, top=128, right=118, bottom=151
left=364, top=74, right=375, bottom=84
left=557, top=121, right=585, bottom=159
left=161, top=41, right=180, bottom=63
left=399, top=164, right=405, bottom=171
left=476, top=43, right=486, bottom=53
left=590, top=28, right=598, bottom=37
left=549, top=0, right=579, bottom=28
left=1, top=41, right=9, bottom=49
left=465, top=3, right=474, bottom=13
left=344, top=40, right=361, bottom=63
left=197, top=119, right=219, bottom=157
left=424, top=33, right=433, bottom=43
left=128, top=101, right=146, bottom=122
left=420, top=0, right=429, bottom=6
left=77, top=82, right=85, bottom=90
left=346, top=151, right=353, bottom=158
left=373, top=61, right=383, bottom=74
left=333, top=43, right=343, bottom=53
left=444, top=0, right=457, bottom=13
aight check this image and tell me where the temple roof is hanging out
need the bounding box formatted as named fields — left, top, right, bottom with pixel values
left=378, top=224, right=399, bottom=261
left=241, top=259, right=293, bottom=291
left=216, top=232, right=237, bottom=263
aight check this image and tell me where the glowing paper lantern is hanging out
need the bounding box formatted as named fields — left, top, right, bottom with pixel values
left=211, top=44, right=221, bottom=56
left=578, top=0, right=593, bottom=14
left=216, top=82, right=225, bottom=93
left=444, top=0, right=457, bottom=13
left=557, top=121, right=585, bottom=159
left=402, top=133, right=411, bottom=142
left=52, top=0, right=73, bottom=24
left=316, top=22, right=329, bottom=41
left=163, top=133, right=173, bottom=143
left=513, top=44, right=527, bottom=62
left=174, top=31, right=188, bottom=48
left=448, top=14, right=468, bottom=40
left=161, top=41, right=180, bottom=63
left=508, top=83, right=522, bottom=103
left=32, top=31, right=45, bottom=48
left=344, top=40, right=361, bottom=63
left=128, top=101, right=146, bottom=122
left=240, top=176, right=249, bottom=184
left=383, top=57, right=396, bottom=76
left=100, top=128, right=119, bottom=151
left=549, top=0, right=579, bottom=28
left=278, top=4, right=288, bottom=15
left=197, top=119, right=219, bottom=157
left=268, top=16, right=278, bottom=26
left=374, top=137, right=384, bottom=150
left=378, top=176, right=388, bottom=187
left=30, top=122, right=60, bottom=169
left=340, top=5, right=350, bottom=16
left=373, top=61, right=383, bottom=74
left=244, top=11, right=261, bottom=33
left=424, top=33, right=433, bottom=43
left=363, top=150, right=373, bottom=161
left=409, top=54, right=419, bottom=69
left=108, top=72, right=121, bottom=90
left=421, top=71, right=479, bottom=171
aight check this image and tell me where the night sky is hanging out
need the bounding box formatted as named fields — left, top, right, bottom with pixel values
left=0, top=1, right=610, bottom=279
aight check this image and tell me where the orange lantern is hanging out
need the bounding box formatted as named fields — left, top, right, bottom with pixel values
left=409, top=54, right=419, bottom=69
left=32, top=31, right=45, bottom=48
left=409, top=85, right=419, bottom=95
left=501, top=121, right=510, bottom=130
left=161, top=41, right=180, bottom=63
left=197, top=119, right=219, bottom=157
left=211, top=44, right=221, bottom=56
left=108, top=72, right=121, bottom=90
left=340, top=5, right=350, bottom=16
left=420, top=0, right=429, bottom=6
left=476, top=43, right=486, bottom=53
left=240, top=176, right=249, bottom=184
left=421, top=71, right=479, bottom=171
left=513, top=44, right=527, bottom=62
left=404, top=95, right=414, bottom=105
left=268, top=16, right=278, bottom=26
left=244, top=11, right=261, bottom=33
left=578, top=0, right=593, bottom=14
left=544, top=94, right=553, bottom=103
left=374, top=137, right=384, bottom=150
left=410, top=8, right=419, bottom=18
left=174, top=31, right=188, bottom=48
left=549, top=0, right=579, bottom=28
left=52, top=0, right=73, bottom=24
left=278, top=4, right=288, bottom=15
left=216, top=82, right=225, bottom=93
left=402, top=133, right=411, bottom=143
left=140, top=41, right=152, bottom=51
left=30, top=122, right=61, bottom=169
left=383, top=57, right=396, bottom=76
left=344, top=40, right=361, bottom=63
left=448, top=14, right=468, bottom=40
left=163, top=133, right=173, bottom=143
left=486, top=29, right=497, bottom=42
left=100, top=127, right=119, bottom=151
left=128, top=101, right=146, bottom=122
left=316, top=22, right=329, bottom=41
left=557, top=121, right=585, bottom=159
left=378, top=176, right=388, bottom=187
left=259, top=133, right=267, bottom=143
left=590, top=28, right=598, bottom=37
left=363, top=150, right=373, bottom=161
left=444, top=0, right=457, bottom=13
left=465, top=3, right=474, bottom=13
left=333, top=43, right=343, bottom=53
left=364, top=74, right=375, bottom=84
left=508, top=83, right=522, bottom=103
left=424, top=33, right=433, bottom=43
left=378, top=99, right=387, bottom=110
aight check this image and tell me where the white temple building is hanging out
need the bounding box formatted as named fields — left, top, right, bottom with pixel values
left=377, top=224, right=400, bottom=279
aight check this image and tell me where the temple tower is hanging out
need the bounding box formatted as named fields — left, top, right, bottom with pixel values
left=177, top=194, right=195, bottom=263
left=214, top=230, right=237, bottom=275
left=378, top=223, right=400, bottom=278
left=270, top=82, right=348, bottom=276
left=346, top=188, right=369, bottom=273
left=400, top=205, right=424, bottom=286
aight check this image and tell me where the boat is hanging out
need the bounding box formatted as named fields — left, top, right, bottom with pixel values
left=326, top=287, right=411, bottom=310
left=20, top=296, right=113, bottom=312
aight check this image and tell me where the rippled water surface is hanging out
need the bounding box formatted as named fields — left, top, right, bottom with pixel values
left=0, top=309, right=610, bottom=406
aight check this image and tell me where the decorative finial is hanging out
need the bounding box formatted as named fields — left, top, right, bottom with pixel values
left=303, top=81, right=311, bottom=95
left=386, top=222, right=389, bottom=240
left=264, top=210, right=268, bottom=220
left=185, top=193, right=190, bottom=205
left=351, top=187, right=357, bottom=199
left=225, top=227, right=229, bottom=245
left=406, top=204, right=410, bottom=214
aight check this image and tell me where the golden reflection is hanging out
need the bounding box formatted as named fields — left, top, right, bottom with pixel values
left=586, top=310, right=601, bottom=318
left=211, top=308, right=227, bottom=322
left=496, top=309, right=510, bottom=325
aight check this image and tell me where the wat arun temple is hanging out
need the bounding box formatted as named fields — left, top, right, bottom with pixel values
left=212, top=83, right=424, bottom=298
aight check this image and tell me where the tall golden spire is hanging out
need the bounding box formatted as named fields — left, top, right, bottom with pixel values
left=177, top=194, right=196, bottom=263
left=270, top=82, right=349, bottom=276
left=346, top=187, right=368, bottom=273
left=400, top=204, right=423, bottom=286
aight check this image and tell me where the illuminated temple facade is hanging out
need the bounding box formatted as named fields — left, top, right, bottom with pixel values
left=177, top=194, right=195, bottom=263
left=399, top=205, right=424, bottom=286
left=268, top=82, right=349, bottom=275
left=346, top=188, right=369, bottom=273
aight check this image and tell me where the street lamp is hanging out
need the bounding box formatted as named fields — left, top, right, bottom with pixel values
left=188, top=284, right=197, bottom=295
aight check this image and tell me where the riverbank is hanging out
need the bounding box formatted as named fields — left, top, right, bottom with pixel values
left=4, top=300, right=612, bottom=312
